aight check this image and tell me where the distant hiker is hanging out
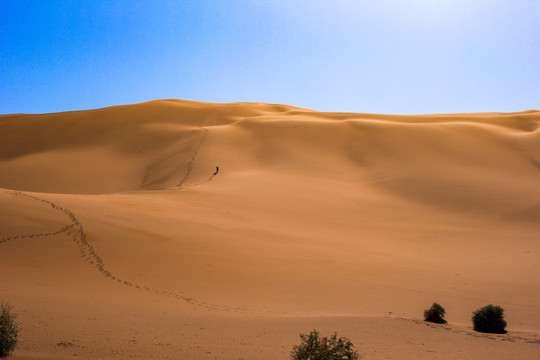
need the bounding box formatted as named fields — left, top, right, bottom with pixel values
left=213, top=166, right=219, bottom=175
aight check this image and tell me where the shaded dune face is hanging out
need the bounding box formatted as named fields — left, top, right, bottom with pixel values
left=0, top=100, right=305, bottom=193
left=0, top=100, right=538, bottom=219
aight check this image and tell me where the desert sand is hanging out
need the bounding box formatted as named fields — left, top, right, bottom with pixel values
left=1, top=100, right=539, bottom=359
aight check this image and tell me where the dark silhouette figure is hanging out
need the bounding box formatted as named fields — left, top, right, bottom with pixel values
left=213, top=166, right=219, bottom=175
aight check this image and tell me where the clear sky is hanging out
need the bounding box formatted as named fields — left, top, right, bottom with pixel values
left=1, top=0, right=538, bottom=115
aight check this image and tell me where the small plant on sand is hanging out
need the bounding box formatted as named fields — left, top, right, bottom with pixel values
left=0, top=301, right=19, bottom=358
left=472, top=304, right=507, bottom=334
left=424, top=302, right=447, bottom=324
left=290, top=329, right=358, bottom=360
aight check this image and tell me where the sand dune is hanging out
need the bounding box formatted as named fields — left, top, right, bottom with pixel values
left=1, top=100, right=539, bottom=359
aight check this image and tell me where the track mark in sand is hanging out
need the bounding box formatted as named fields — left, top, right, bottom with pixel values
left=187, top=166, right=220, bottom=188
left=402, top=317, right=540, bottom=346
left=0, top=191, right=198, bottom=303
left=175, top=128, right=220, bottom=189
left=177, top=128, right=208, bottom=187
left=1, top=190, right=283, bottom=315
left=0, top=224, right=74, bottom=245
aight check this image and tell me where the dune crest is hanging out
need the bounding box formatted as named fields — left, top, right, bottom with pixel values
left=0, top=100, right=538, bottom=196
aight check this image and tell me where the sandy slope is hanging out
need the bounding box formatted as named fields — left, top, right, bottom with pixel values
left=1, top=100, right=539, bottom=359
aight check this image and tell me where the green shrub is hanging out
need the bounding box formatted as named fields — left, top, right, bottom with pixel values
left=290, top=329, right=358, bottom=360
left=0, top=301, right=19, bottom=358
left=472, top=304, right=507, bottom=334
left=424, top=302, right=447, bottom=324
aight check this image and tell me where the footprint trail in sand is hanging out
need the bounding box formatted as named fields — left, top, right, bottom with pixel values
left=176, top=127, right=208, bottom=188
left=0, top=190, right=282, bottom=315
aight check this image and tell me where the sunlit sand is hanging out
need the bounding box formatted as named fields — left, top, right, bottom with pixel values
left=1, top=100, right=539, bottom=359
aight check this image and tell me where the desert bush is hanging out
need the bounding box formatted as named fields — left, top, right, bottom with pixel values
left=472, top=304, right=507, bottom=334
left=291, top=329, right=358, bottom=360
left=0, top=301, right=19, bottom=358
left=424, top=302, right=447, bottom=324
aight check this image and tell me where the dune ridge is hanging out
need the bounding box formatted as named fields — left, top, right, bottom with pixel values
left=1, top=100, right=539, bottom=359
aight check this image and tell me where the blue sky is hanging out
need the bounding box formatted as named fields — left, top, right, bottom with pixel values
left=1, top=0, right=538, bottom=115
